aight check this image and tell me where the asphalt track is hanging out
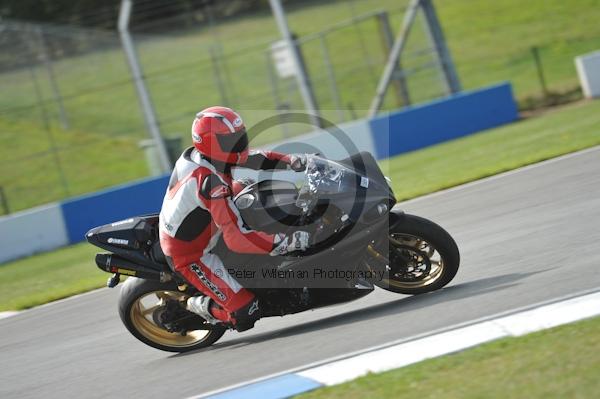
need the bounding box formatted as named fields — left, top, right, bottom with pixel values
left=2, top=147, right=599, bottom=399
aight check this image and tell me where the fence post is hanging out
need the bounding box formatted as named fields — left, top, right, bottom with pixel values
left=28, top=66, right=70, bottom=197
left=376, top=11, right=411, bottom=107
left=27, top=66, right=51, bottom=131
left=269, top=0, right=322, bottom=128
left=531, top=46, right=549, bottom=98
left=420, top=0, right=461, bottom=95
left=209, top=46, right=230, bottom=106
left=319, top=35, right=346, bottom=122
left=347, top=0, right=378, bottom=86
left=0, top=186, right=9, bottom=215
left=36, top=26, right=70, bottom=130
left=369, top=0, right=421, bottom=117
left=206, top=3, right=239, bottom=107
left=118, top=0, right=172, bottom=172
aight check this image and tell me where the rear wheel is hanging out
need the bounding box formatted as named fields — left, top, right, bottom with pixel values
left=118, top=278, right=226, bottom=352
left=374, top=212, right=460, bottom=295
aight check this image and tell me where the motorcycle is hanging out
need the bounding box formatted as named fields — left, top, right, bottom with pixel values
left=86, top=152, right=460, bottom=352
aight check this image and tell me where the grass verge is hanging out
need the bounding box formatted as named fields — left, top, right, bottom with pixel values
left=0, top=118, right=148, bottom=211
left=3, top=0, right=600, bottom=212
left=0, top=243, right=105, bottom=311
left=382, top=100, right=600, bottom=200
left=298, top=315, right=600, bottom=399
left=0, top=100, right=599, bottom=311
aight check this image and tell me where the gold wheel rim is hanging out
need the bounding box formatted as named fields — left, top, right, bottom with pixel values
left=384, top=234, right=445, bottom=289
left=130, top=290, right=212, bottom=348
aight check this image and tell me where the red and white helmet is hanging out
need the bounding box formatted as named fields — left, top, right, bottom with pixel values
left=191, top=106, right=249, bottom=164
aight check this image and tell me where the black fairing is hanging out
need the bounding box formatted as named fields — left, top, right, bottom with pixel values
left=327, top=151, right=395, bottom=223
left=234, top=151, right=395, bottom=232
left=235, top=180, right=302, bottom=233
left=85, top=215, right=166, bottom=270
left=87, top=151, right=397, bottom=316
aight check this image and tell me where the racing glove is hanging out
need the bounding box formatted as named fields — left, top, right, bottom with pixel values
left=285, top=154, right=307, bottom=172
left=270, top=231, right=311, bottom=256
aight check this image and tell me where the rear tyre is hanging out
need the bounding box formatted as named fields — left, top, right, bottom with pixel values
left=118, top=278, right=226, bottom=353
left=375, top=212, right=460, bottom=295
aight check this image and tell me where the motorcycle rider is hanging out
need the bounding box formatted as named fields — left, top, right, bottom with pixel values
left=159, top=106, right=310, bottom=332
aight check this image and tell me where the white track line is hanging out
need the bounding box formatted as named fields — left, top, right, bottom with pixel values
left=399, top=144, right=600, bottom=206
left=4, top=145, right=599, bottom=320
left=0, top=311, right=19, bottom=320
left=0, top=287, right=108, bottom=321
left=194, top=287, right=600, bottom=398
left=298, top=290, right=600, bottom=386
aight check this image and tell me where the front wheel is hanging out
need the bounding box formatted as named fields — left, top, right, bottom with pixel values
left=118, top=278, right=226, bottom=352
left=374, top=212, right=460, bottom=295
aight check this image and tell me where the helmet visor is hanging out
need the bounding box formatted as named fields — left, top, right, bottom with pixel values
left=215, top=130, right=248, bottom=154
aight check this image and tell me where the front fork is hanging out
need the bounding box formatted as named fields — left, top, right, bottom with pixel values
left=362, top=209, right=405, bottom=282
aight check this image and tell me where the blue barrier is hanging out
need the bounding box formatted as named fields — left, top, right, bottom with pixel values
left=369, top=83, right=518, bottom=159
left=3, top=83, right=519, bottom=261
left=0, top=203, right=70, bottom=264
left=60, top=175, right=170, bottom=243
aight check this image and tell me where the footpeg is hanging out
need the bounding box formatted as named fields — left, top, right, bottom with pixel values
left=187, top=296, right=220, bottom=324
left=107, top=273, right=120, bottom=288
left=301, top=287, right=310, bottom=306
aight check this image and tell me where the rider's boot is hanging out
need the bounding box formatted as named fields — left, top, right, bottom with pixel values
left=186, top=296, right=222, bottom=324
left=186, top=296, right=261, bottom=332
left=230, top=298, right=261, bottom=332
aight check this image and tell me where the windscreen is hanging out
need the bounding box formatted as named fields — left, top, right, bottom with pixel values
left=296, top=155, right=359, bottom=210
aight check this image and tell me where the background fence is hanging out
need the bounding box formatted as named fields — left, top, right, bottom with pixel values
left=0, top=82, right=519, bottom=264
left=1, top=0, right=599, bottom=215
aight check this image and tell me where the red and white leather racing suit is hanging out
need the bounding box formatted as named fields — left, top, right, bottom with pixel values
left=159, top=147, right=293, bottom=327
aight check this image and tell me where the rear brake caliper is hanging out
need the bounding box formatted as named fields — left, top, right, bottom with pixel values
left=152, top=300, right=187, bottom=334
left=154, top=300, right=213, bottom=334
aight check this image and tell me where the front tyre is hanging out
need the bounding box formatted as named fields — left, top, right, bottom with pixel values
left=118, top=278, right=226, bottom=352
left=375, top=212, right=460, bottom=295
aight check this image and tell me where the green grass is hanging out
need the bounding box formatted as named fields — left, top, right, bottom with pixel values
left=381, top=100, right=600, bottom=200
left=298, top=315, right=600, bottom=399
left=2, top=0, right=600, bottom=212
left=439, top=0, right=600, bottom=97
left=0, top=242, right=105, bottom=311
left=1, top=99, right=598, bottom=311
left=0, top=118, right=148, bottom=210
